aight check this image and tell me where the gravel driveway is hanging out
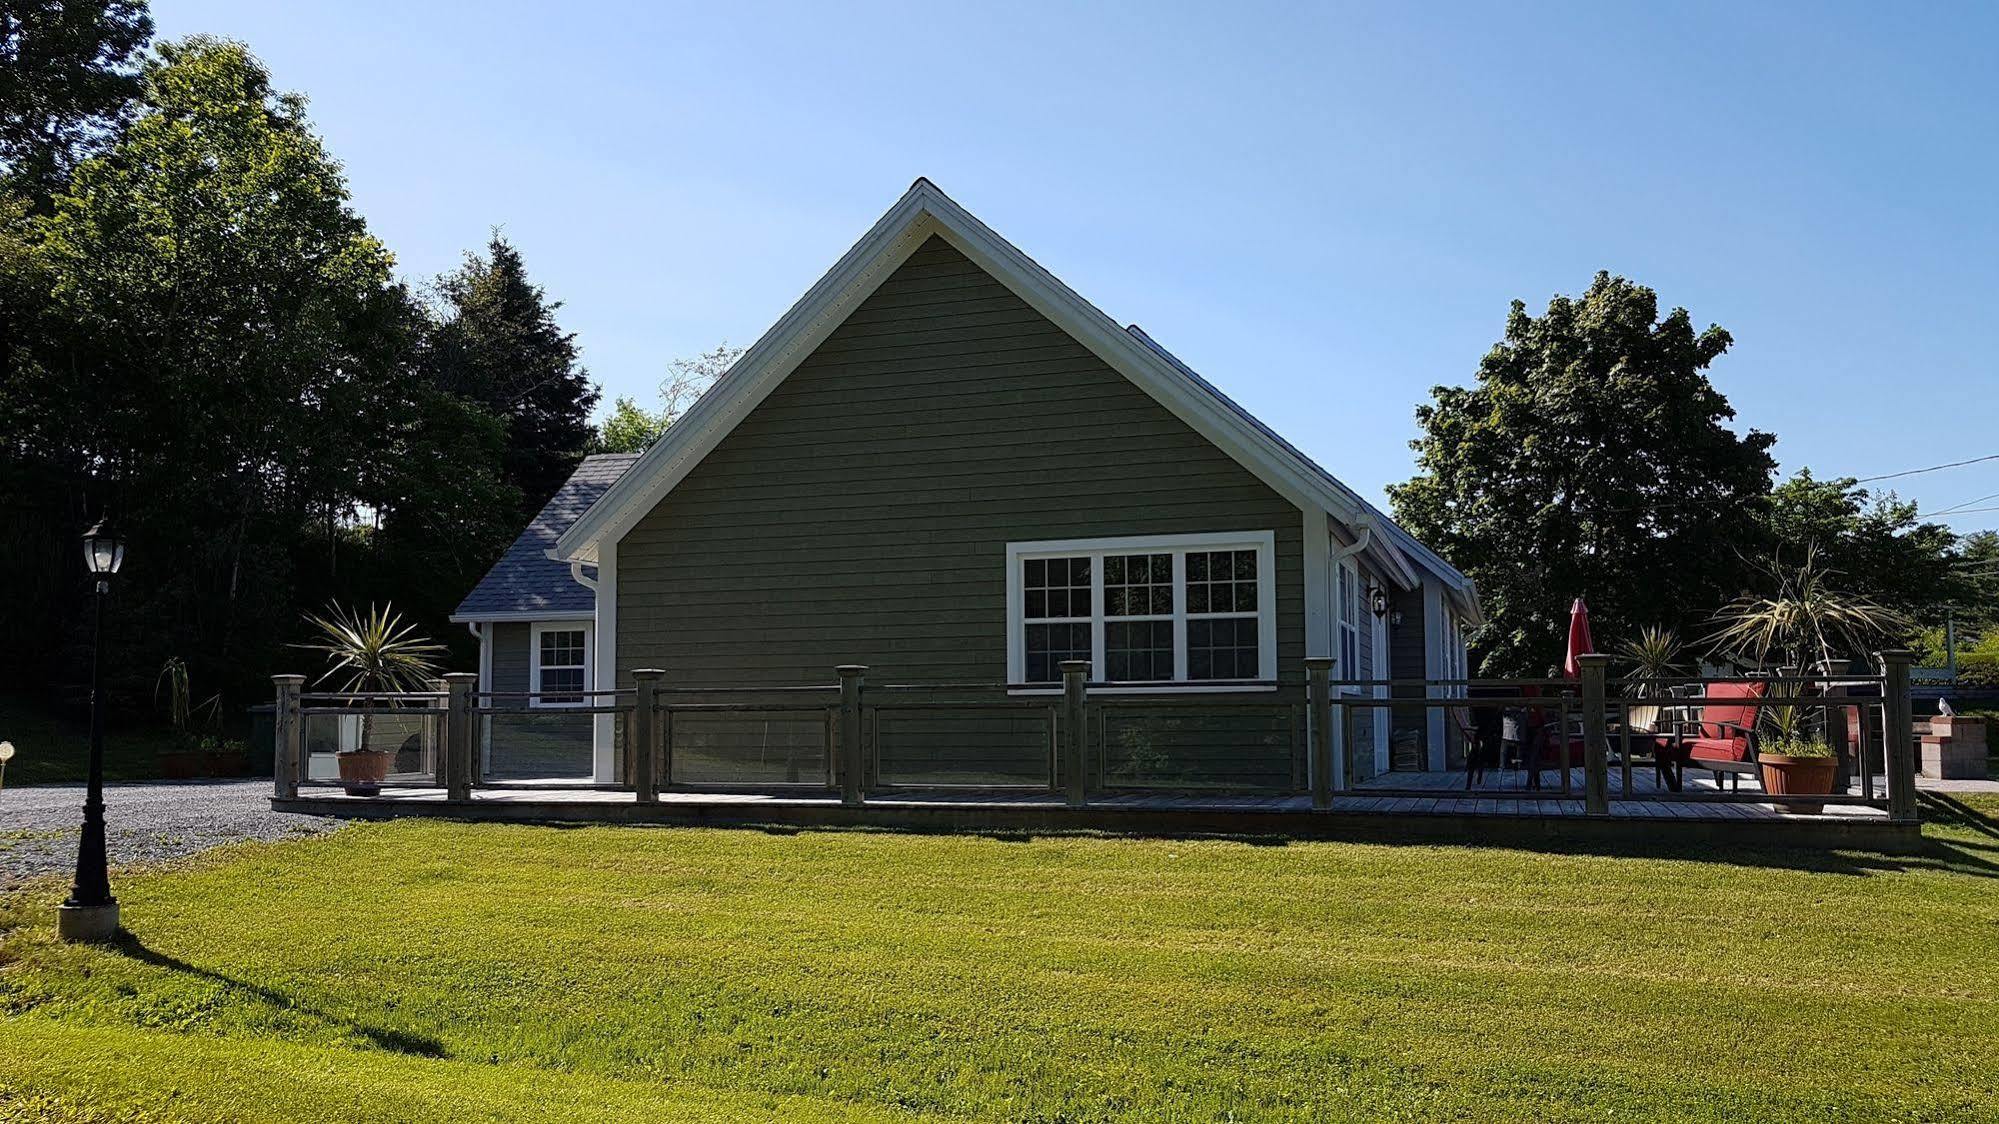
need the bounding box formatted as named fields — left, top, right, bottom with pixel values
left=1, top=780, right=341, bottom=886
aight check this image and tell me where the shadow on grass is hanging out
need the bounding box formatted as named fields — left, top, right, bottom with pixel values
left=344, top=797, right=1997, bottom=879
left=110, top=933, right=447, bottom=1059
left=1921, top=791, right=1999, bottom=839
left=702, top=819, right=1999, bottom=877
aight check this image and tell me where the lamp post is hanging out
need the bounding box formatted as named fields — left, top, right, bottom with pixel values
left=59, top=521, right=125, bottom=942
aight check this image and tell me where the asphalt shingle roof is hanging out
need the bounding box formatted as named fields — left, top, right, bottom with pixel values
left=451, top=453, right=640, bottom=619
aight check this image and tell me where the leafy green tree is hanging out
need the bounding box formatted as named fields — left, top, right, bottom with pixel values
left=0, top=0, right=154, bottom=204
left=591, top=343, right=738, bottom=453
left=0, top=36, right=493, bottom=704
left=1389, top=272, right=1777, bottom=675
left=428, top=235, right=599, bottom=516
left=594, top=395, right=667, bottom=453
left=1759, top=469, right=1967, bottom=625
left=1951, top=530, right=1999, bottom=637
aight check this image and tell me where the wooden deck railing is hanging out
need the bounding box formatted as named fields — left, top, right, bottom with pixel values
left=272, top=650, right=1921, bottom=824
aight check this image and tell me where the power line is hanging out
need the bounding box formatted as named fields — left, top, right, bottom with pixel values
left=1923, top=490, right=1999, bottom=518
left=1854, top=453, right=1999, bottom=484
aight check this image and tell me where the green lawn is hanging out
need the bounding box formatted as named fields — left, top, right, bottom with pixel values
left=0, top=695, right=189, bottom=786
left=3, top=805, right=1997, bottom=1123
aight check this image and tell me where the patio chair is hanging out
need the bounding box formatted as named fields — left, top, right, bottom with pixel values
left=1521, top=689, right=1584, bottom=792
left=1675, top=680, right=1769, bottom=790
left=1604, top=704, right=1683, bottom=792
left=1455, top=697, right=1504, bottom=790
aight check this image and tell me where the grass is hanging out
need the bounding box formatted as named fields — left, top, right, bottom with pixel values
left=3, top=806, right=1998, bottom=1123
left=0, top=695, right=185, bottom=786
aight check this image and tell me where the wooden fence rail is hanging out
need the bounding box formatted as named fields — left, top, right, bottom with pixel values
left=272, top=651, right=1922, bottom=824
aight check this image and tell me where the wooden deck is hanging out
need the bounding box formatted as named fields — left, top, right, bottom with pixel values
left=1357, top=764, right=1891, bottom=798
left=274, top=774, right=1917, bottom=853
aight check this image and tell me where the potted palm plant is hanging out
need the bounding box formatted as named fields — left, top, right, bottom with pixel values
left=298, top=602, right=445, bottom=796
left=1708, top=549, right=1907, bottom=810
left=1617, top=625, right=1683, bottom=698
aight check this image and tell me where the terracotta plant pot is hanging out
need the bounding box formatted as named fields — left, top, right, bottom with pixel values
left=202, top=749, right=246, bottom=777
left=1758, top=753, right=1838, bottom=815
left=161, top=749, right=202, bottom=780
left=335, top=748, right=393, bottom=796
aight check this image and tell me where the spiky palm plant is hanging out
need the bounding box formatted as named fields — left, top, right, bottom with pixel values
left=1707, top=549, right=1910, bottom=673
left=1708, top=549, right=1909, bottom=750
left=1616, top=626, right=1683, bottom=697
left=296, top=602, right=445, bottom=754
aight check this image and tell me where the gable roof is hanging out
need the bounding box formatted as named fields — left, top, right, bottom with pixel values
left=553, top=179, right=1474, bottom=616
left=450, top=453, right=640, bottom=621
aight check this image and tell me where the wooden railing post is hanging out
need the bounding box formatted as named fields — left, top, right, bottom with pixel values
left=426, top=677, right=448, bottom=788
left=1878, top=650, right=1917, bottom=823
left=1305, top=657, right=1334, bottom=809
left=1825, top=692, right=1851, bottom=793
left=1579, top=654, right=1610, bottom=815
left=631, top=669, right=663, bottom=804
left=443, top=672, right=478, bottom=802
left=837, top=665, right=867, bottom=806
left=272, top=675, right=304, bottom=799
left=1060, top=660, right=1090, bottom=806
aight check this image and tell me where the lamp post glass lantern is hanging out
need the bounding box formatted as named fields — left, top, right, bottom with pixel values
left=84, top=522, right=125, bottom=583
left=60, top=521, right=125, bottom=942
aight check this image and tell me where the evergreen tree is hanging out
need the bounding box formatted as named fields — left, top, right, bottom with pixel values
left=429, top=235, right=600, bottom=516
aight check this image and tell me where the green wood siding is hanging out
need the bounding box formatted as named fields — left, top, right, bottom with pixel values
left=489, top=622, right=530, bottom=693
left=483, top=620, right=593, bottom=779
left=1389, top=586, right=1428, bottom=770
left=615, top=237, right=1306, bottom=790
left=617, top=235, right=1303, bottom=691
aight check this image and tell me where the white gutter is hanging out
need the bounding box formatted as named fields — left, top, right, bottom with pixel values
left=1331, top=520, right=1373, bottom=571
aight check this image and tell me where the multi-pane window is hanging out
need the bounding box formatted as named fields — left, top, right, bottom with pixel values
left=1023, top=556, right=1092, bottom=684
left=1010, top=535, right=1273, bottom=687
left=1186, top=550, right=1259, bottom=681
left=1105, top=553, right=1173, bottom=681
left=534, top=627, right=587, bottom=706
left=1338, top=563, right=1362, bottom=688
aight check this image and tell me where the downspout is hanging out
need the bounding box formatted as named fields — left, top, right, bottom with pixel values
left=1330, top=520, right=1373, bottom=573
left=569, top=560, right=598, bottom=592
left=1326, top=517, right=1374, bottom=784
left=1329, top=520, right=1373, bottom=678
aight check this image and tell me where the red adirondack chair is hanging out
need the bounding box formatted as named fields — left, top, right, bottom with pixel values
left=1677, top=680, right=1769, bottom=790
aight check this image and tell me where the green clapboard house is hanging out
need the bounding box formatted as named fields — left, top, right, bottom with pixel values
left=453, top=180, right=1478, bottom=789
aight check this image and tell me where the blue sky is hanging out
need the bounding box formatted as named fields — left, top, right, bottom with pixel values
left=157, top=1, right=1999, bottom=531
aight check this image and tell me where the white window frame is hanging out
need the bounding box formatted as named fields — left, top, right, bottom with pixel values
left=1006, top=531, right=1278, bottom=695
left=1337, top=560, right=1364, bottom=695
left=530, top=621, right=593, bottom=709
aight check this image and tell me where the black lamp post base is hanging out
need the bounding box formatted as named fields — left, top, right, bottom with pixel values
left=57, top=900, right=119, bottom=942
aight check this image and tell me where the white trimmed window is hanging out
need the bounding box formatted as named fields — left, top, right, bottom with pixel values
left=1008, top=532, right=1277, bottom=690
left=531, top=624, right=590, bottom=707
left=1337, top=561, right=1362, bottom=690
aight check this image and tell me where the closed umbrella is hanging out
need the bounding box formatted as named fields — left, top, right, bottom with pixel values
left=1564, top=598, right=1594, bottom=680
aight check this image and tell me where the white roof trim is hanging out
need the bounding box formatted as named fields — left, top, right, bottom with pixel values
left=554, top=178, right=1469, bottom=618
left=448, top=611, right=594, bottom=624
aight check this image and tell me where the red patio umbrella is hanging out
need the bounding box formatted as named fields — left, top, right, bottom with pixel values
left=1563, top=598, right=1594, bottom=680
